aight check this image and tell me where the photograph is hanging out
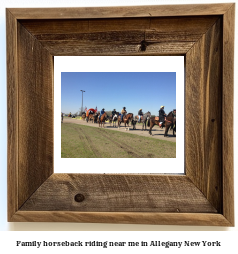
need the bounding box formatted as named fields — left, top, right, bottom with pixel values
left=54, top=56, right=184, bottom=174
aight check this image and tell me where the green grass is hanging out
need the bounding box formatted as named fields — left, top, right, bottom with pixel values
left=61, top=123, right=176, bottom=158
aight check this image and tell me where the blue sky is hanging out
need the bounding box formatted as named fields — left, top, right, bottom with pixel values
left=61, top=72, right=176, bottom=116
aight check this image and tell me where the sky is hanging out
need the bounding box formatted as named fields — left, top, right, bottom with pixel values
left=61, top=72, right=176, bottom=116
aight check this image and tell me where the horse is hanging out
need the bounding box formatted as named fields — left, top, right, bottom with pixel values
left=86, top=110, right=96, bottom=123
left=137, top=111, right=151, bottom=131
left=110, top=112, right=119, bottom=127
left=92, top=112, right=100, bottom=123
left=81, top=113, right=86, bottom=121
left=148, top=111, right=176, bottom=137
left=172, top=118, right=176, bottom=136
left=118, top=113, right=133, bottom=131
left=87, top=113, right=94, bottom=123
left=98, top=112, right=108, bottom=128
left=131, top=117, right=137, bottom=130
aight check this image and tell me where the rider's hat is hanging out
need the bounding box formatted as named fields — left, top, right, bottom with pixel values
left=173, top=109, right=176, bottom=111
left=160, top=106, right=164, bottom=108
left=140, top=108, right=142, bottom=110
left=123, top=107, right=126, bottom=109
left=102, top=108, right=105, bottom=110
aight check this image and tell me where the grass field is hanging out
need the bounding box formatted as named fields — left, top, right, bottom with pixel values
left=61, top=123, right=176, bottom=158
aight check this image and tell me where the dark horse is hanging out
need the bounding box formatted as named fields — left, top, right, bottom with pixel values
left=148, top=111, right=176, bottom=137
left=109, top=112, right=119, bottom=127
left=138, top=111, right=151, bottom=131
left=118, top=113, right=133, bottom=131
left=172, top=118, right=176, bottom=136
left=98, top=112, right=108, bottom=128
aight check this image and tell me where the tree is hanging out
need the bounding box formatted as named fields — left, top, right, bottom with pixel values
left=105, top=111, right=112, bottom=116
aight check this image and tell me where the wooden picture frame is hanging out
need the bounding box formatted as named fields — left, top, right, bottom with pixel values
left=7, top=3, right=234, bottom=226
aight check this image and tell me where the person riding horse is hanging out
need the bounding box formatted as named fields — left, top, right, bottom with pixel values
left=112, top=109, right=117, bottom=120
left=159, top=106, right=167, bottom=128
left=138, top=108, right=143, bottom=123
left=121, top=107, right=127, bottom=122
left=172, top=109, right=176, bottom=118
left=99, top=108, right=105, bottom=121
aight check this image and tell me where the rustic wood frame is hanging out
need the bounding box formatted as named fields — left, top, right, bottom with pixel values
left=7, top=4, right=234, bottom=226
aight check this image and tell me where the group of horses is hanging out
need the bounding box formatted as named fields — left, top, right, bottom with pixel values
left=131, top=111, right=176, bottom=137
left=83, top=110, right=176, bottom=137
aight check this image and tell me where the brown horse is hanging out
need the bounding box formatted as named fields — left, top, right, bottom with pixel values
left=148, top=111, right=176, bottom=137
left=81, top=113, right=86, bottom=121
left=118, top=113, right=133, bottom=131
left=98, top=112, right=107, bottom=128
left=92, top=112, right=100, bottom=123
left=87, top=113, right=94, bottom=123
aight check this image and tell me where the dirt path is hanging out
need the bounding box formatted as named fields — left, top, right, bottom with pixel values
left=63, top=118, right=176, bottom=142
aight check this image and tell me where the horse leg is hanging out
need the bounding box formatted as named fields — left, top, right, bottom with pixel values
left=164, top=124, right=169, bottom=137
left=149, top=122, right=155, bottom=135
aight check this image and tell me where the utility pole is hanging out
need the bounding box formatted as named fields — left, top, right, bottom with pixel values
left=80, top=90, right=85, bottom=115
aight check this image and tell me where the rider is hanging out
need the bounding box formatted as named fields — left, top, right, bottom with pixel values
left=99, top=108, right=105, bottom=121
left=112, top=109, right=117, bottom=120
left=172, top=109, right=176, bottom=118
left=158, top=106, right=166, bottom=128
left=138, top=108, right=143, bottom=123
left=121, top=107, right=127, bottom=122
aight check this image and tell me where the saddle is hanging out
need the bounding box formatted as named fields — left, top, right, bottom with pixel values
left=138, top=115, right=143, bottom=122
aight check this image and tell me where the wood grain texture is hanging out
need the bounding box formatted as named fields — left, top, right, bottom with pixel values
left=222, top=4, right=235, bottom=226
left=19, top=17, right=218, bottom=56
left=8, top=4, right=233, bottom=19
left=20, top=16, right=218, bottom=34
left=20, top=174, right=217, bottom=213
left=11, top=211, right=232, bottom=226
left=186, top=18, right=222, bottom=212
left=17, top=23, right=54, bottom=208
left=7, top=9, right=18, bottom=221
